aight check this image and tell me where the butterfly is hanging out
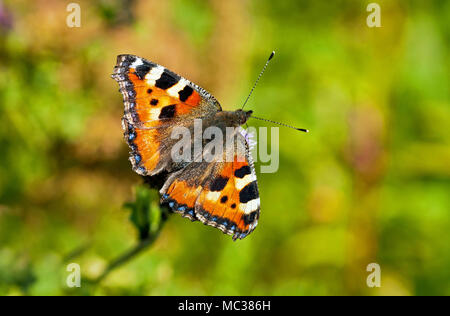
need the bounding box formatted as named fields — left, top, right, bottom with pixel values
left=111, top=54, right=260, bottom=240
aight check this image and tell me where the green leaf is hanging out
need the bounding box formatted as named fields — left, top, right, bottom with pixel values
left=124, top=185, right=162, bottom=241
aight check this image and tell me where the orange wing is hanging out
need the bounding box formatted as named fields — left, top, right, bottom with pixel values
left=160, top=129, right=260, bottom=240
left=112, top=54, right=221, bottom=175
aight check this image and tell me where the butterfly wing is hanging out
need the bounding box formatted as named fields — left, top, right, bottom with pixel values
left=112, top=54, right=222, bottom=176
left=160, top=128, right=260, bottom=240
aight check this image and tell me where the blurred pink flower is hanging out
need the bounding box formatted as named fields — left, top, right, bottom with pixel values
left=0, top=1, right=13, bottom=31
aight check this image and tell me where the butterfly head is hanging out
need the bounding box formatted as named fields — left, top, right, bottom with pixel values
left=233, top=109, right=253, bottom=126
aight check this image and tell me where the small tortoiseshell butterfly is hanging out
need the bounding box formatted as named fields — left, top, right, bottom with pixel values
left=112, top=54, right=260, bottom=240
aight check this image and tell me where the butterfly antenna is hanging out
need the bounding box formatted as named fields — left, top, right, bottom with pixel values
left=250, top=115, right=309, bottom=133
left=241, top=51, right=275, bottom=110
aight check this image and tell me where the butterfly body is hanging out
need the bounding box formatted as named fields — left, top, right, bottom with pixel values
left=112, top=55, right=260, bottom=240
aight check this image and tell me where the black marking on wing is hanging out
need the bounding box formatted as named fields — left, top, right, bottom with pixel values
left=239, top=181, right=258, bottom=203
left=234, top=165, right=251, bottom=178
left=158, top=104, right=176, bottom=119
left=210, top=176, right=229, bottom=192
left=135, top=63, right=153, bottom=80
left=178, top=85, right=194, bottom=102
left=155, top=70, right=179, bottom=89
left=243, top=211, right=258, bottom=225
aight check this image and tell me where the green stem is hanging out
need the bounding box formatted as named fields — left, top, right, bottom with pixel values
left=92, top=229, right=163, bottom=284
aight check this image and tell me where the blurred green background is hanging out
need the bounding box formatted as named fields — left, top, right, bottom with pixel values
left=0, top=0, right=449, bottom=295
